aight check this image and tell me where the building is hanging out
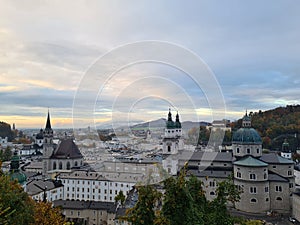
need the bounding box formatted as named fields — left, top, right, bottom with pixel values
left=58, top=170, right=140, bottom=203
left=53, top=200, right=117, bottom=225
left=42, top=111, right=84, bottom=177
left=26, top=179, right=64, bottom=202
left=162, top=109, right=184, bottom=175
left=232, top=112, right=295, bottom=214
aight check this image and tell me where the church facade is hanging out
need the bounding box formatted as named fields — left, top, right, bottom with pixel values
left=42, top=111, right=84, bottom=178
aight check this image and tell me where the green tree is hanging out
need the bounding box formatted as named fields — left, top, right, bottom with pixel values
left=115, top=190, right=126, bottom=206
left=124, top=185, right=162, bottom=225
left=162, top=165, right=203, bottom=225
left=0, top=175, right=35, bottom=225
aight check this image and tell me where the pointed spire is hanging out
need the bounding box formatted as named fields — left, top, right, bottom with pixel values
left=176, top=111, right=180, bottom=122
left=168, top=108, right=172, bottom=121
left=45, top=110, right=52, bottom=129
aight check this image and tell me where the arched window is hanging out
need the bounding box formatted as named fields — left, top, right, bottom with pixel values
left=67, top=161, right=71, bottom=170
left=250, top=198, right=257, bottom=203
left=167, top=146, right=171, bottom=152
left=59, top=162, right=62, bottom=170
left=276, top=197, right=282, bottom=201
left=75, top=161, right=78, bottom=167
left=53, top=162, right=57, bottom=170
left=210, top=191, right=215, bottom=195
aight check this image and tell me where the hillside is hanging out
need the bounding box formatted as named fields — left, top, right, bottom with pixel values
left=232, top=105, right=300, bottom=151
left=0, top=121, right=14, bottom=141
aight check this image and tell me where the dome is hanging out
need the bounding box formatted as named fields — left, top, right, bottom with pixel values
left=10, top=171, right=27, bottom=185
left=232, top=128, right=262, bottom=144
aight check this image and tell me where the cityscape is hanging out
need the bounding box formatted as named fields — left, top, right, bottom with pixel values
left=1, top=1, right=300, bottom=225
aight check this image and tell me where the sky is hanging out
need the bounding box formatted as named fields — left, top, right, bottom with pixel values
left=0, top=0, right=299, bottom=129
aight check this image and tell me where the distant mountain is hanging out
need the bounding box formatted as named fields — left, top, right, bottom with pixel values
left=130, top=118, right=210, bottom=131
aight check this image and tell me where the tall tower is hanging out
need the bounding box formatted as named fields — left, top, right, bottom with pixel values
left=42, top=110, right=54, bottom=177
left=281, top=139, right=292, bottom=159
left=162, top=109, right=184, bottom=175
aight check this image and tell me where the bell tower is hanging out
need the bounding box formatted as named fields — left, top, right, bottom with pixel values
left=42, top=110, right=54, bottom=177
left=162, top=109, right=184, bottom=175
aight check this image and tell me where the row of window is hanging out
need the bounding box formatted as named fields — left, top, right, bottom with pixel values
left=53, top=161, right=81, bottom=170
left=250, top=197, right=282, bottom=203
left=62, top=179, right=129, bottom=188
left=236, top=148, right=260, bottom=154
left=236, top=172, right=267, bottom=180
left=249, top=185, right=283, bottom=194
left=66, top=187, right=123, bottom=195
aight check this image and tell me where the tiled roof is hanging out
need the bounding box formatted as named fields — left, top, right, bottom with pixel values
left=260, top=153, right=294, bottom=164
left=189, top=151, right=233, bottom=162
left=233, top=156, right=268, bottom=167
left=51, top=139, right=83, bottom=159
left=188, top=169, right=232, bottom=178
left=53, top=200, right=117, bottom=212
left=268, top=172, right=289, bottom=182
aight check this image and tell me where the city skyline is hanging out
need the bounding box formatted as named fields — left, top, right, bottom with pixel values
left=1, top=1, right=300, bottom=128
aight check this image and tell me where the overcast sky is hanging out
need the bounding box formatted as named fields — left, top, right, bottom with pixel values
left=0, top=0, right=299, bottom=128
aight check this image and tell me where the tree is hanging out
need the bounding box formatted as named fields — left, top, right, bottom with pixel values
left=0, top=175, right=35, bottom=225
left=32, top=201, right=65, bottom=225
left=115, top=190, right=126, bottom=206
left=2, top=147, right=12, bottom=161
left=124, top=185, right=162, bottom=225
left=162, top=165, right=203, bottom=225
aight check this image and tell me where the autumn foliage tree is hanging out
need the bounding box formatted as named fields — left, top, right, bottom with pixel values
left=32, top=201, right=65, bottom=225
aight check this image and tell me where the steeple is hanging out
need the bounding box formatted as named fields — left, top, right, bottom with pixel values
left=242, top=111, right=251, bottom=128
left=45, top=110, right=52, bottom=129
left=168, top=108, right=172, bottom=121
left=175, top=111, right=181, bottom=128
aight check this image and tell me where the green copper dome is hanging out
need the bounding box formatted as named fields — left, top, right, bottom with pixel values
left=232, top=128, right=262, bottom=144
left=9, top=151, right=27, bottom=185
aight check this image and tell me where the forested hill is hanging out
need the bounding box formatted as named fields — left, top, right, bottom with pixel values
left=0, top=121, right=14, bottom=141
left=232, top=105, right=300, bottom=150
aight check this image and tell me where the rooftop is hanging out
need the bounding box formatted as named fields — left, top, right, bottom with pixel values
left=51, top=139, right=83, bottom=159
left=233, top=156, right=268, bottom=167
left=260, top=153, right=294, bottom=165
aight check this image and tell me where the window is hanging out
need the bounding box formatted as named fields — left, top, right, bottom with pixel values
left=168, top=146, right=171, bottom=152
left=257, top=149, right=260, bottom=154
left=264, top=173, right=267, bottom=179
left=53, top=162, right=57, bottom=170
left=249, top=174, right=256, bottom=180
left=247, top=148, right=250, bottom=154
left=276, top=197, right=282, bottom=201
left=210, top=191, right=215, bottom=195
left=273, top=165, right=276, bottom=169
left=275, top=186, right=282, bottom=192
left=250, top=198, right=257, bottom=203
left=265, top=187, right=269, bottom=192
left=266, top=198, right=269, bottom=202
left=209, top=181, right=215, bottom=187
left=67, top=161, right=70, bottom=170
left=59, top=162, right=63, bottom=170
left=289, top=183, right=294, bottom=188
left=288, top=170, right=292, bottom=176
left=236, top=148, right=240, bottom=153
left=236, top=172, right=241, bottom=178
left=250, top=187, right=257, bottom=194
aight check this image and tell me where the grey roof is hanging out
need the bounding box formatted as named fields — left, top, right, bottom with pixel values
left=26, top=180, right=62, bottom=196
left=268, top=173, right=289, bottom=182
left=188, top=169, right=232, bottom=178
left=232, top=128, right=262, bottom=144
left=51, top=139, right=83, bottom=159
left=189, top=151, right=233, bottom=162
left=260, top=153, right=294, bottom=165
left=234, top=156, right=268, bottom=167
left=53, top=200, right=117, bottom=212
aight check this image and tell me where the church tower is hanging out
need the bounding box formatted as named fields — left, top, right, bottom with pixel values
left=42, top=110, right=54, bottom=178
left=162, top=109, right=184, bottom=175
left=281, top=139, right=292, bottom=160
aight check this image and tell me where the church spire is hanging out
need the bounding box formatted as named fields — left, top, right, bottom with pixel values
left=45, top=110, right=52, bottom=129
left=168, top=108, right=172, bottom=121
